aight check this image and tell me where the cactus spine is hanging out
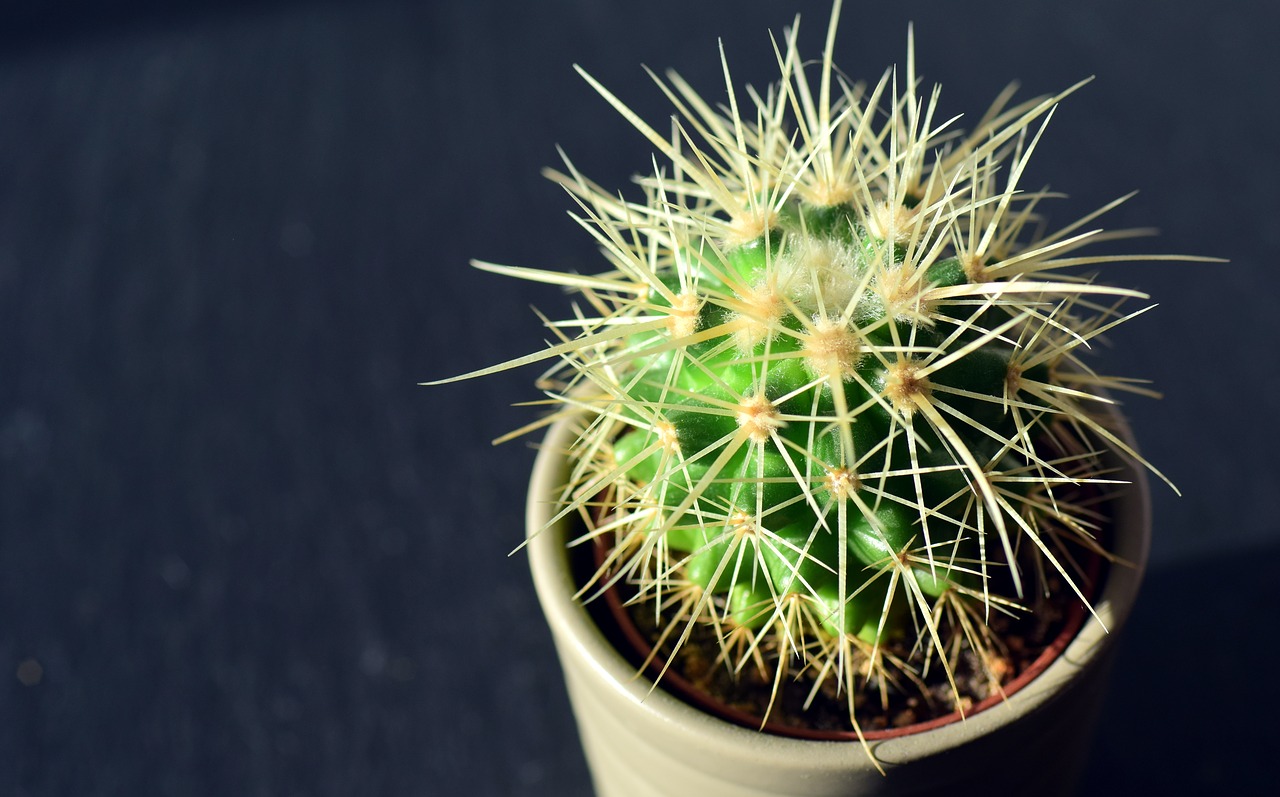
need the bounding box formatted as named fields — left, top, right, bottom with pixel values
left=440, top=2, right=1190, bottom=737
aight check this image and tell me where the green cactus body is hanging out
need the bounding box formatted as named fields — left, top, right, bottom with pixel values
left=611, top=200, right=1009, bottom=643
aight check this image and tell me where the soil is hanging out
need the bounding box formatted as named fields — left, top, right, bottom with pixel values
left=601, top=565, right=1093, bottom=738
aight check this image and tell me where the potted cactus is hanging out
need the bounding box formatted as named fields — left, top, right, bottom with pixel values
left=436, top=2, right=1196, bottom=793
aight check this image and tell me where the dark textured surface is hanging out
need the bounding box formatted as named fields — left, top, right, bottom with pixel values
left=0, top=1, right=1276, bottom=794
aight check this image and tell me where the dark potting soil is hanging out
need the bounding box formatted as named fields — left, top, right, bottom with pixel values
left=609, top=567, right=1091, bottom=737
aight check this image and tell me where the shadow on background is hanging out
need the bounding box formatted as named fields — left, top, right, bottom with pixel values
left=1081, top=541, right=1280, bottom=793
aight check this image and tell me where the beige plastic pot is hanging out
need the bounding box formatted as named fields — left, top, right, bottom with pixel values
left=526, top=414, right=1151, bottom=797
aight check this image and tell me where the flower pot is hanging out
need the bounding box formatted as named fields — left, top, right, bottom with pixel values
left=526, top=412, right=1151, bottom=796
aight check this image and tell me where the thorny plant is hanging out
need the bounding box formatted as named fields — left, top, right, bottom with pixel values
left=434, top=0, right=1203, bottom=754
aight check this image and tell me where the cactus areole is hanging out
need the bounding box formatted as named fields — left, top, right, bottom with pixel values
left=434, top=0, right=1189, bottom=765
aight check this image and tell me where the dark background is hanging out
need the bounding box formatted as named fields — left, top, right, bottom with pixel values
left=1, top=1, right=1276, bottom=794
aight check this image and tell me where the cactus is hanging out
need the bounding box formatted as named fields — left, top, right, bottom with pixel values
left=437, top=1, right=1195, bottom=742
